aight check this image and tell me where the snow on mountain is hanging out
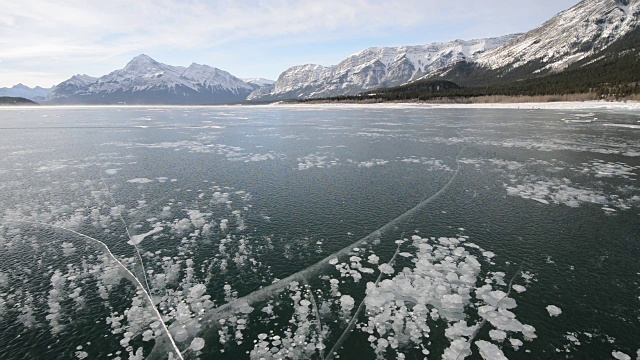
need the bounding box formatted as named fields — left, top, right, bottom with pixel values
left=242, top=78, right=276, bottom=87
left=47, top=55, right=256, bottom=104
left=248, top=35, right=520, bottom=100
left=0, top=83, right=55, bottom=101
left=476, top=0, right=640, bottom=72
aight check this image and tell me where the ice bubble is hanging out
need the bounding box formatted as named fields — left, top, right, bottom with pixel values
left=512, top=285, right=527, bottom=293
left=340, top=295, right=355, bottom=312
left=329, top=258, right=339, bottom=265
left=378, top=263, right=394, bottom=275
left=546, top=305, right=562, bottom=317
left=441, top=294, right=464, bottom=312
left=367, top=254, right=380, bottom=264
left=489, top=330, right=507, bottom=342
left=174, top=328, right=189, bottom=342
left=189, top=284, right=207, bottom=299
left=476, top=340, right=508, bottom=360
left=612, top=351, right=631, bottom=360
left=61, top=242, right=76, bottom=256
left=442, top=339, right=471, bottom=360
left=190, top=337, right=205, bottom=351
left=445, top=321, right=477, bottom=339
left=482, top=251, right=495, bottom=259
left=510, top=338, right=523, bottom=350
left=142, top=330, right=154, bottom=342
left=522, top=324, right=537, bottom=341
left=220, top=219, right=229, bottom=231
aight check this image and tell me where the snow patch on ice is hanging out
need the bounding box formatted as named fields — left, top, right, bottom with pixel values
left=127, top=178, right=153, bottom=184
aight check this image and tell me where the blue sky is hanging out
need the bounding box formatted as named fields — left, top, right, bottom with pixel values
left=0, top=0, right=580, bottom=88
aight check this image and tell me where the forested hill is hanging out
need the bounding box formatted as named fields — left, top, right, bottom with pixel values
left=0, top=97, right=38, bottom=105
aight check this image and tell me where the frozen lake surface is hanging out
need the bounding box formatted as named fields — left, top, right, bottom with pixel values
left=0, top=105, right=638, bottom=359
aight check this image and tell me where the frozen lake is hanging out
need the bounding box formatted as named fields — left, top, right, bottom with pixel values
left=0, top=105, right=638, bottom=359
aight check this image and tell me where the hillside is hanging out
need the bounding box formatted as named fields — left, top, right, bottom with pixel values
left=0, top=97, right=38, bottom=106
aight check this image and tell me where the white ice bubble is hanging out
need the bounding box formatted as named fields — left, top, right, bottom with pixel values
left=510, top=338, right=523, bottom=350
left=378, top=263, right=394, bottom=275
left=546, top=305, right=562, bottom=317
left=512, top=285, right=526, bottom=293
left=61, top=242, right=77, bottom=256
left=340, top=295, right=355, bottom=313
left=475, top=340, right=508, bottom=360
left=489, top=329, right=507, bottom=342
left=190, top=337, right=205, bottom=351
left=612, top=351, right=631, bottom=360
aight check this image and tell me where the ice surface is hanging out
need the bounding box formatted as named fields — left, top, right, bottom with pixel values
left=4, top=107, right=638, bottom=359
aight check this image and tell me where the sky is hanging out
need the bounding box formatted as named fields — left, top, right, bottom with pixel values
left=0, top=0, right=580, bottom=88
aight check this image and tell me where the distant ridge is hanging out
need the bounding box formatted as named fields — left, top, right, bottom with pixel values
left=0, top=84, right=54, bottom=101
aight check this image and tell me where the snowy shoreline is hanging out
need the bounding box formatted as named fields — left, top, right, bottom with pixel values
left=272, top=100, right=640, bottom=111
left=1, top=100, right=639, bottom=111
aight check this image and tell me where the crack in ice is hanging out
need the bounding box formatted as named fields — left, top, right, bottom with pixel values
left=183, top=146, right=466, bottom=354
left=13, top=220, right=184, bottom=360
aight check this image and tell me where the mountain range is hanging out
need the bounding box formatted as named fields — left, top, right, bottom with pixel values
left=8, top=0, right=639, bottom=105
left=246, top=35, right=520, bottom=101
left=0, top=84, right=55, bottom=102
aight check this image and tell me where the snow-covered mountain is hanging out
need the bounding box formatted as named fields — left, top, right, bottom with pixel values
left=0, top=84, right=55, bottom=102
left=432, top=0, right=640, bottom=86
left=247, top=35, right=520, bottom=101
left=477, top=0, right=640, bottom=73
left=47, top=55, right=261, bottom=105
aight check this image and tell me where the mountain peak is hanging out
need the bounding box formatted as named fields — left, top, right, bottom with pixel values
left=130, top=54, right=156, bottom=62
left=123, top=54, right=161, bottom=71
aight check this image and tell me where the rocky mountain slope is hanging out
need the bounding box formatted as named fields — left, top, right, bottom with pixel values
left=247, top=35, right=520, bottom=101
left=433, top=0, right=640, bottom=86
left=47, top=55, right=264, bottom=105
